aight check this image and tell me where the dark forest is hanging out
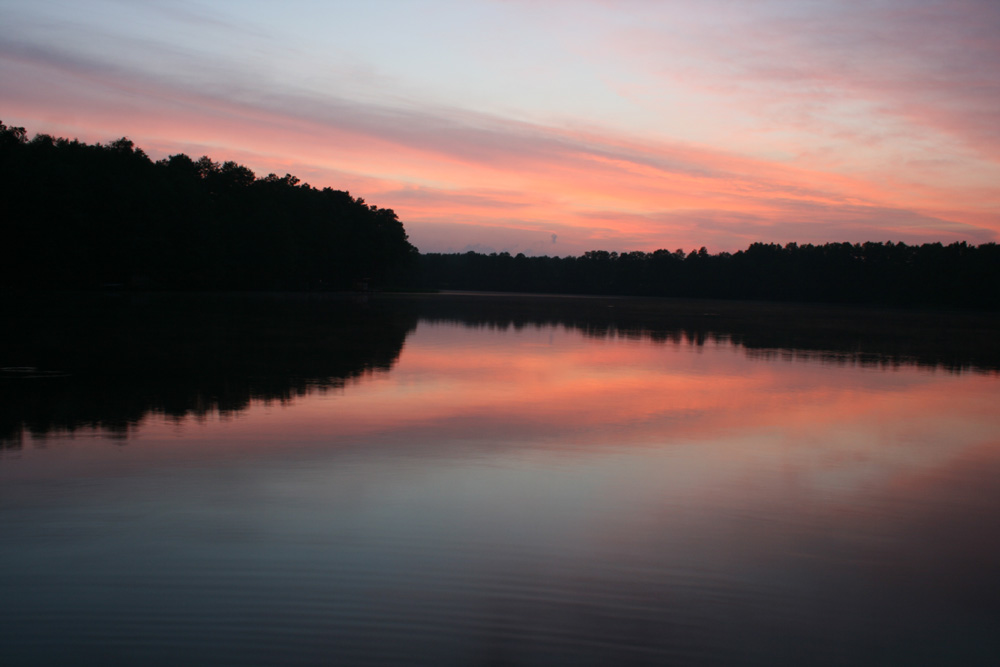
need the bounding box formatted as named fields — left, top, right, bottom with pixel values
left=418, top=242, right=1000, bottom=308
left=1, top=122, right=417, bottom=291
left=3, top=122, right=998, bottom=308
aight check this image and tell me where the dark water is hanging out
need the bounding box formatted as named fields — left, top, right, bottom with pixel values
left=2, top=293, right=999, bottom=665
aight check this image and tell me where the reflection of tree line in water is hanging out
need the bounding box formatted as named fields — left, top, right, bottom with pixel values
left=2, top=294, right=998, bottom=447
left=0, top=294, right=417, bottom=448
left=406, top=294, right=1000, bottom=372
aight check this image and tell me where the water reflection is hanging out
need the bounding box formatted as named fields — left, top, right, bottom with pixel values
left=1, top=294, right=999, bottom=665
left=408, top=292, right=1000, bottom=372
left=1, top=293, right=417, bottom=446
left=2, top=292, right=998, bottom=446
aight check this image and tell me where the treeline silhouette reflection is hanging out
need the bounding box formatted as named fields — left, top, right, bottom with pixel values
left=406, top=293, right=1000, bottom=371
left=1, top=294, right=416, bottom=447
left=3, top=293, right=997, bottom=446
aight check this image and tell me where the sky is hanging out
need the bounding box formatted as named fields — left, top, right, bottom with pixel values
left=2, top=0, right=998, bottom=256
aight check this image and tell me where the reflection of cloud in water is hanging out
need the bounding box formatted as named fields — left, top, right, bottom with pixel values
left=3, top=297, right=1000, bottom=665
left=2, top=293, right=998, bottom=446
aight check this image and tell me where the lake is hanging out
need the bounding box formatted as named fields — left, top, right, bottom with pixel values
left=2, top=293, right=999, bottom=665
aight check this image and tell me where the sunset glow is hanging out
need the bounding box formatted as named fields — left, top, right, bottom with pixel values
left=90, top=322, right=998, bottom=472
left=3, top=0, right=998, bottom=255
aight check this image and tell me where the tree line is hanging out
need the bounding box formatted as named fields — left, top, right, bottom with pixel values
left=418, top=242, right=1000, bottom=308
left=1, top=122, right=417, bottom=290
left=3, top=121, right=997, bottom=308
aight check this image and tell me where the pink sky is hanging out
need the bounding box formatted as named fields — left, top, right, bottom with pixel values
left=2, top=0, right=998, bottom=256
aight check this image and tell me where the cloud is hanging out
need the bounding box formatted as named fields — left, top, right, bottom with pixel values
left=2, top=1, right=997, bottom=254
left=611, top=0, right=1000, bottom=158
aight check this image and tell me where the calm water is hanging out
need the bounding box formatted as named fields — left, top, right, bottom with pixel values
left=2, top=294, right=999, bottom=665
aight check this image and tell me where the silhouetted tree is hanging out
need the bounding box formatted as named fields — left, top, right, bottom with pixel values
left=417, top=240, right=999, bottom=309
left=0, top=122, right=417, bottom=291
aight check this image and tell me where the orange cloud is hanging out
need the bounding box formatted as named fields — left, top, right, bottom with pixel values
left=3, top=12, right=997, bottom=256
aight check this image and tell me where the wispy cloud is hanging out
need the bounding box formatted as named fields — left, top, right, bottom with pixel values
left=2, top=0, right=997, bottom=255
left=610, top=1, right=1000, bottom=157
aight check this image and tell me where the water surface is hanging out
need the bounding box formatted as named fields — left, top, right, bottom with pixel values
left=2, top=294, right=999, bottom=665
